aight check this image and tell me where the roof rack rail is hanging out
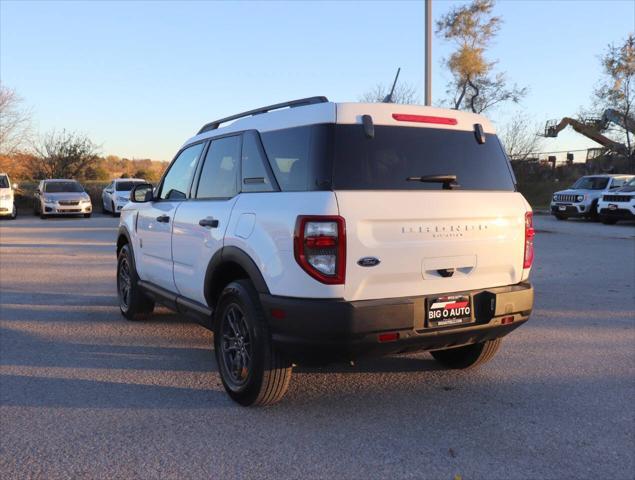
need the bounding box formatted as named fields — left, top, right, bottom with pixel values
left=197, top=96, right=329, bottom=134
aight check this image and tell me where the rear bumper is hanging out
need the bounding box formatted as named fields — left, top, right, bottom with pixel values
left=261, top=282, right=533, bottom=363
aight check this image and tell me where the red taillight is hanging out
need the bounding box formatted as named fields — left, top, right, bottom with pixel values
left=392, top=113, right=458, bottom=125
left=523, top=212, right=535, bottom=269
left=294, top=216, right=346, bottom=284
left=378, top=332, right=400, bottom=343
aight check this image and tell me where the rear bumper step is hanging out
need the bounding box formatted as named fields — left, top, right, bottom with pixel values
left=261, top=282, right=533, bottom=363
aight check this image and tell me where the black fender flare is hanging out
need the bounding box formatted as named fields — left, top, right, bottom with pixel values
left=204, top=246, right=270, bottom=308
left=117, top=226, right=133, bottom=256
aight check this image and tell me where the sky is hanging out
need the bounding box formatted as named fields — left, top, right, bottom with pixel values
left=1, top=0, right=634, bottom=161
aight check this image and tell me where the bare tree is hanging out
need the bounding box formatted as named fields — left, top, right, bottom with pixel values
left=0, top=84, right=33, bottom=155
left=31, top=130, right=100, bottom=179
left=436, top=0, right=526, bottom=113
left=359, top=82, right=419, bottom=105
left=499, top=112, right=543, bottom=161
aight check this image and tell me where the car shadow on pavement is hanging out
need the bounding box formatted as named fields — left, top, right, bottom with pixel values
left=0, top=374, right=227, bottom=409
left=295, top=353, right=444, bottom=374
left=0, top=325, right=214, bottom=372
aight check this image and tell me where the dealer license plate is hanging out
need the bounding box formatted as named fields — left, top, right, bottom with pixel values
left=426, top=295, right=473, bottom=328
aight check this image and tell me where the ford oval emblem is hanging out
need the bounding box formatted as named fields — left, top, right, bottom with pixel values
left=357, top=257, right=380, bottom=267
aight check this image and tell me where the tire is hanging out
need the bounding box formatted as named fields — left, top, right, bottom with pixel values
left=555, top=214, right=568, bottom=220
left=117, top=243, right=155, bottom=321
left=111, top=202, right=117, bottom=217
left=588, top=200, right=599, bottom=221
left=430, top=338, right=502, bottom=369
left=10, top=205, right=17, bottom=220
left=601, top=216, right=617, bottom=225
left=101, top=199, right=108, bottom=214
left=40, top=212, right=47, bottom=220
left=214, top=280, right=292, bottom=406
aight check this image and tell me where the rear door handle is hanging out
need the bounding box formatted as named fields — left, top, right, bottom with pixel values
left=156, top=215, right=170, bottom=223
left=199, top=217, right=219, bottom=228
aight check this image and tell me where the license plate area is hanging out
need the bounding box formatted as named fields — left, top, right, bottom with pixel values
left=609, top=204, right=618, bottom=210
left=426, top=295, right=473, bottom=328
left=558, top=205, right=567, bottom=211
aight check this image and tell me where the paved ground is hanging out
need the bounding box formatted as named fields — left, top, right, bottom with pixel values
left=1, top=213, right=634, bottom=480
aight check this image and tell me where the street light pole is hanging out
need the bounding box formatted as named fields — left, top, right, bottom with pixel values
left=424, top=0, right=432, bottom=106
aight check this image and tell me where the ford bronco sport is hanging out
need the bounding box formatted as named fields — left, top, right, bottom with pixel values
left=116, top=97, right=535, bottom=406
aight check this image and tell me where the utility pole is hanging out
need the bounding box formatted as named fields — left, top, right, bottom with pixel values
left=424, top=0, right=432, bottom=106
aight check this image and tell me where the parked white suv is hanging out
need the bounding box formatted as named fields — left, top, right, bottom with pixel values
left=102, top=178, right=146, bottom=215
left=0, top=173, right=17, bottom=219
left=597, top=177, right=635, bottom=224
left=116, top=97, right=535, bottom=406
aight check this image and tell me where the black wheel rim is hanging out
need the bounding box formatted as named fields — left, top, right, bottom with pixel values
left=219, top=304, right=252, bottom=388
left=118, top=256, right=132, bottom=311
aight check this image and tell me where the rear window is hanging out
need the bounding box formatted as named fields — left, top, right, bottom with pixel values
left=44, top=181, right=83, bottom=193
left=333, top=125, right=515, bottom=191
left=116, top=181, right=143, bottom=191
left=259, top=124, right=514, bottom=191
left=0, top=176, right=8, bottom=188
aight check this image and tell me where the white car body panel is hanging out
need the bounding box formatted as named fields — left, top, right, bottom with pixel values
left=172, top=196, right=240, bottom=302
left=335, top=191, right=528, bottom=301
left=0, top=173, right=15, bottom=217
left=223, top=192, right=342, bottom=300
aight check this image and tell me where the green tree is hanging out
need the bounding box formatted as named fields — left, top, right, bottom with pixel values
left=594, top=34, right=635, bottom=158
left=436, top=0, right=526, bottom=113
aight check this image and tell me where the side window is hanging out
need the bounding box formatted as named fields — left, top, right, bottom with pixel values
left=611, top=177, right=627, bottom=189
left=241, top=131, right=274, bottom=193
left=159, top=143, right=205, bottom=200
left=196, top=135, right=241, bottom=199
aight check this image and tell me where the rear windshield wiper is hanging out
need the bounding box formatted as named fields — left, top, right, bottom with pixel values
left=406, top=174, right=460, bottom=190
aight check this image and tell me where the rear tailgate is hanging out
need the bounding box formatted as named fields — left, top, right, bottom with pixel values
left=336, top=190, right=527, bottom=301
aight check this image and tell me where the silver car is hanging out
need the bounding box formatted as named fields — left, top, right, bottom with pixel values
left=33, top=179, right=93, bottom=219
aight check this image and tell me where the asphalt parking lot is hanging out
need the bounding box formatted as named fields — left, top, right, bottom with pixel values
left=0, top=213, right=633, bottom=480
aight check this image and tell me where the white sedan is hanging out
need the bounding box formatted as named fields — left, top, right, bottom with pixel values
left=102, top=178, right=146, bottom=216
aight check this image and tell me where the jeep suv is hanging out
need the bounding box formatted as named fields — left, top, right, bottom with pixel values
left=116, top=97, right=535, bottom=406
left=597, top=177, right=635, bottom=224
left=550, top=174, right=633, bottom=220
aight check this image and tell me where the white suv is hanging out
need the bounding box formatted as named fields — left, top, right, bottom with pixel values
left=116, top=97, right=535, bottom=406
left=0, top=173, right=17, bottom=219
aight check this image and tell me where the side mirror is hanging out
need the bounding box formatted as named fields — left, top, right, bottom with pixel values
left=130, top=183, right=154, bottom=203
left=12, top=183, right=18, bottom=190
